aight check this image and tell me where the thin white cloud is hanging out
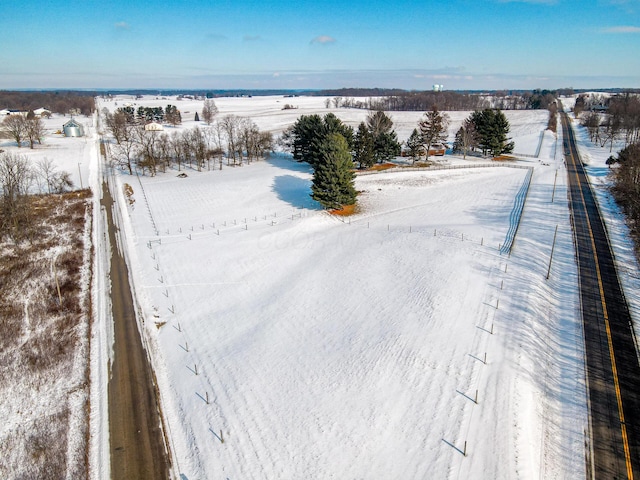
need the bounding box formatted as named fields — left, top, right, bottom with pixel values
left=310, top=35, right=336, bottom=45
left=243, top=35, right=262, bottom=42
left=114, top=21, right=131, bottom=30
left=600, top=25, right=640, bottom=33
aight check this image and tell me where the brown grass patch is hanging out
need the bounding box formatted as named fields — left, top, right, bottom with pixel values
left=330, top=203, right=358, bottom=216
left=492, top=155, right=516, bottom=162
left=367, top=162, right=396, bottom=171
left=0, top=190, right=91, bottom=479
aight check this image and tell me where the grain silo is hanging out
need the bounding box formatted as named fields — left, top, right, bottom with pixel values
left=63, top=119, right=84, bottom=137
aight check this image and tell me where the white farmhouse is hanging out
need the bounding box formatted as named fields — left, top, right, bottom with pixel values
left=144, top=121, right=164, bottom=131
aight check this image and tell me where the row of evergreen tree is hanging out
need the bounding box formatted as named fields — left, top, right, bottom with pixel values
left=285, top=107, right=513, bottom=209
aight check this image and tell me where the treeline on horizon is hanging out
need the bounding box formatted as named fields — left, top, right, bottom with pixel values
left=0, top=91, right=96, bottom=116
left=2, top=87, right=639, bottom=115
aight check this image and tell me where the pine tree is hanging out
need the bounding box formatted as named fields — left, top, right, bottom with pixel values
left=470, top=109, right=514, bottom=157
left=406, top=128, right=424, bottom=164
left=353, top=122, right=375, bottom=169
left=366, top=110, right=394, bottom=138
left=194, top=112, right=200, bottom=122
left=286, top=113, right=353, bottom=168
left=373, top=131, right=401, bottom=163
left=366, top=110, right=401, bottom=163
left=311, top=133, right=357, bottom=209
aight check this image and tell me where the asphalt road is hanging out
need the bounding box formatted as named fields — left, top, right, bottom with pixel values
left=102, top=181, right=170, bottom=480
left=561, top=110, right=640, bottom=479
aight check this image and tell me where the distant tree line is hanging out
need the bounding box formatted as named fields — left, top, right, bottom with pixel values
left=0, top=91, right=95, bottom=116
left=102, top=100, right=272, bottom=176
left=319, top=89, right=559, bottom=112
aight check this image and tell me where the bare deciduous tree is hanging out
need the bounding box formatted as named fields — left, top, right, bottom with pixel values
left=0, top=152, right=33, bottom=239
left=2, top=115, right=27, bottom=148
left=111, top=125, right=137, bottom=175
left=25, top=117, right=46, bottom=149
left=103, top=109, right=129, bottom=144
left=221, top=115, right=240, bottom=165
left=202, top=98, right=219, bottom=125
left=36, top=158, right=57, bottom=193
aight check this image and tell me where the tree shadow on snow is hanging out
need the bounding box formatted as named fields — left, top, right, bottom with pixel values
left=265, top=152, right=314, bottom=174
left=272, top=174, right=322, bottom=210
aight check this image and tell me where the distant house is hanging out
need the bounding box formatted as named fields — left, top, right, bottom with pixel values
left=144, top=121, right=164, bottom=131
left=0, top=109, right=27, bottom=117
left=63, top=119, right=84, bottom=137
left=34, top=107, right=52, bottom=118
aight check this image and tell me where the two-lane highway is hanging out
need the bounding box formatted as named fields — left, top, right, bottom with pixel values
left=561, top=109, right=640, bottom=479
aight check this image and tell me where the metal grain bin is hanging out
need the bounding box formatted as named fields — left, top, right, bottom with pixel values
left=63, top=119, right=84, bottom=137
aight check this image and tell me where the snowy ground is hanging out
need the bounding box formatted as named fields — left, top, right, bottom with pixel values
left=93, top=95, right=593, bottom=479
left=5, top=94, right=636, bottom=479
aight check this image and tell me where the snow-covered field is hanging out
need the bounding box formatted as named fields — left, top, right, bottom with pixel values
left=97, top=96, right=590, bottom=479
left=5, top=94, right=638, bottom=479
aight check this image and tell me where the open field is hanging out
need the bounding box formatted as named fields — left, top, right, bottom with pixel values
left=97, top=95, right=591, bottom=478
left=0, top=190, right=92, bottom=479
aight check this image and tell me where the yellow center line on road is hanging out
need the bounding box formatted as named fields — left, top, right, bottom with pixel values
left=569, top=142, right=634, bottom=480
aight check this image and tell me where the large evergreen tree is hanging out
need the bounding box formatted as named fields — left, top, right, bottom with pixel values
left=285, top=113, right=353, bottom=168
left=374, top=131, right=401, bottom=162
left=406, top=128, right=424, bottom=164
left=353, top=122, right=375, bottom=169
left=470, top=109, right=514, bottom=157
left=311, top=133, right=357, bottom=209
left=366, top=110, right=401, bottom=163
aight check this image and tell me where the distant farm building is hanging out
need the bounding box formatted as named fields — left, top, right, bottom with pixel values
left=34, top=107, right=52, bottom=118
left=433, top=84, right=444, bottom=92
left=144, top=121, right=164, bottom=131
left=0, top=109, right=27, bottom=116
left=428, top=143, right=446, bottom=156
left=63, top=119, right=84, bottom=137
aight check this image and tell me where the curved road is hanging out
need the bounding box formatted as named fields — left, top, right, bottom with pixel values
left=561, top=110, right=640, bottom=479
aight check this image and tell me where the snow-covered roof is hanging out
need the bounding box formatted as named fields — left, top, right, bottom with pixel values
left=144, top=121, right=164, bottom=131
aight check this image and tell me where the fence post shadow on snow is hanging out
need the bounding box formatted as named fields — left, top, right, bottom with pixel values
left=468, top=352, right=487, bottom=364
left=476, top=323, right=494, bottom=335
left=442, top=438, right=467, bottom=456
left=209, top=428, right=225, bottom=444
left=456, top=388, right=479, bottom=404
left=196, top=391, right=210, bottom=405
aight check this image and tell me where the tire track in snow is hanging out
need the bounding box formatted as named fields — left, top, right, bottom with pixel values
left=500, top=168, right=533, bottom=255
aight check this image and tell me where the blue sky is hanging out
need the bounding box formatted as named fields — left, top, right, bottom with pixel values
left=1, top=0, right=638, bottom=90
